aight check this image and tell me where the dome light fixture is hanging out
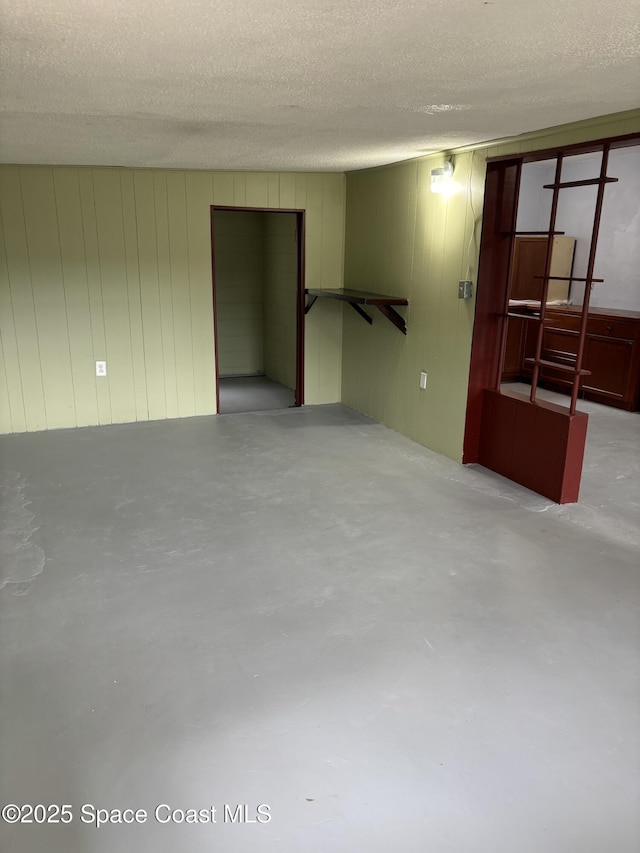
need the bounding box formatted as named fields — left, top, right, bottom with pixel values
left=430, top=159, right=454, bottom=194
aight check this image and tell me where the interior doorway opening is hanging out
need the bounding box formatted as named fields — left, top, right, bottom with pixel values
left=464, top=133, right=640, bottom=503
left=211, top=207, right=305, bottom=414
left=501, top=148, right=640, bottom=411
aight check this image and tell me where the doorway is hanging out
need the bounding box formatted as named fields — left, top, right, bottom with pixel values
left=463, top=132, right=640, bottom=503
left=211, top=206, right=305, bottom=414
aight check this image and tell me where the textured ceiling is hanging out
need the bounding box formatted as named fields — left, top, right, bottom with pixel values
left=0, top=0, right=639, bottom=171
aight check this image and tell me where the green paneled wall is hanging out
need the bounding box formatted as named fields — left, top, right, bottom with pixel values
left=214, top=211, right=265, bottom=377
left=264, top=213, right=298, bottom=390
left=0, top=167, right=345, bottom=433
left=2, top=112, right=636, bottom=443
left=342, top=109, right=640, bottom=462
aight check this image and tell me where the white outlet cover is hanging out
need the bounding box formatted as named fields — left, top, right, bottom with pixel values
left=96, top=361, right=107, bottom=376
left=420, top=371, right=428, bottom=389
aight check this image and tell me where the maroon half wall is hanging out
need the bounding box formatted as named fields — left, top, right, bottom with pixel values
left=479, top=389, right=589, bottom=504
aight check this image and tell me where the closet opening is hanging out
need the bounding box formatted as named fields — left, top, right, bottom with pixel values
left=210, top=207, right=305, bottom=414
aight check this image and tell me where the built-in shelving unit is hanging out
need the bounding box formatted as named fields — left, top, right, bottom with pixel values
left=305, top=288, right=408, bottom=334
left=499, top=144, right=618, bottom=414
left=503, top=304, right=640, bottom=410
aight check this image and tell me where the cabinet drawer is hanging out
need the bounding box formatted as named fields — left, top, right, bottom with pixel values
left=542, top=327, right=578, bottom=358
left=544, top=312, right=639, bottom=341
left=586, top=317, right=638, bottom=340
left=544, top=312, right=581, bottom=332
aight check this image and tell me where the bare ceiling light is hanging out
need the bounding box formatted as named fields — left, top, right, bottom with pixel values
left=430, top=160, right=454, bottom=194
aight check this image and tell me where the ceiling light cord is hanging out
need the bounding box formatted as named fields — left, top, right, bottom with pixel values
left=465, top=150, right=478, bottom=281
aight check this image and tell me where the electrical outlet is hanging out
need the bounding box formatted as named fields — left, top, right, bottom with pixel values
left=419, top=371, right=428, bottom=390
left=96, top=361, right=107, bottom=377
left=458, top=280, right=473, bottom=299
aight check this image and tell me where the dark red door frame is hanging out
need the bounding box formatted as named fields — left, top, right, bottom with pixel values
left=295, top=211, right=306, bottom=406
left=210, top=206, right=306, bottom=412
left=463, top=159, right=521, bottom=464
left=463, top=132, right=640, bottom=502
left=462, top=155, right=593, bottom=503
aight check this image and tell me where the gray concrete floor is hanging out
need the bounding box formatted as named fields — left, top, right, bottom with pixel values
left=0, top=401, right=638, bottom=853
left=219, top=375, right=295, bottom=414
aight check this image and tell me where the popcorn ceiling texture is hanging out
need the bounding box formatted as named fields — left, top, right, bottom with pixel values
left=0, top=0, right=639, bottom=170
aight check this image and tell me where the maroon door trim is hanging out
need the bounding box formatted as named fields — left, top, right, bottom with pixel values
left=463, top=134, right=637, bottom=502
left=463, top=159, right=521, bottom=464
left=210, top=209, right=221, bottom=415
left=294, top=211, right=305, bottom=407
left=485, top=130, right=639, bottom=164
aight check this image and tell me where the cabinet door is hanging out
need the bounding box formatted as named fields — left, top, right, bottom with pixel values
left=542, top=327, right=579, bottom=363
left=509, top=239, right=546, bottom=300
left=502, top=318, right=526, bottom=380
left=583, top=335, right=634, bottom=401
left=509, top=237, right=575, bottom=301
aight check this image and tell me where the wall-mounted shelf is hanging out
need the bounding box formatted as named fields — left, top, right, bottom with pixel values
left=305, top=288, right=408, bottom=334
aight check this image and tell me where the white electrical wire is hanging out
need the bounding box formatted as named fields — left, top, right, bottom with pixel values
left=465, top=150, right=477, bottom=281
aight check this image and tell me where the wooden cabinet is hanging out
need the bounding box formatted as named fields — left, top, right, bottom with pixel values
left=502, top=235, right=576, bottom=381
left=502, top=316, right=528, bottom=381
left=510, top=236, right=575, bottom=301
left=503, top=306, right=640, bottom=411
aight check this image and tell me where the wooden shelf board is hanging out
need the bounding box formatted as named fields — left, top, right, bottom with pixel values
left=501, top=230, right=566, bottom=236
left=533, top=275, right=604, bottom=282
left=525, top=357, right=591, bottom=375
left=305, top=288, right=408, bottom=306
left=305, top=288, right=408, bottom=334
left=543, top=177, right=617, bottom=189
left=506, top=312, right=542, bottom=321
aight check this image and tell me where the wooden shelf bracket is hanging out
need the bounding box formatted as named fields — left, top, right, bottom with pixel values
left=305, top=288, right=408, bottom=334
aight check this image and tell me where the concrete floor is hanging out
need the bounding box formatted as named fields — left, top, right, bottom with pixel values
left=219, top=375, right=295, bottom=414
left=0, top=401, right=638, bottom=852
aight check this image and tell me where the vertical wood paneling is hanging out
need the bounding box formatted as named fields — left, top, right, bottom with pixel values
left=185, top=172, right=215, bottom=416
left=0, top=167, right=47, bottom=430
left=120, top=170, right=148, bottom=421
left=2, top=112, right=636, bottom=436
left=452, top=152, right=482, bottom=384
left=0, top=210, right=26, bottom=432
left=216, top=211, right=265, bottom=377
left=300, top=174, right=319, bottom=401
left=279, top=174, right=296, bottom=209
left=52, top=167, right=99, bottom=427
left=233, top=173, right=246, bottom=206
left=321, top=175, right=344, bottom=288
left=0, top=339, right=12, bottom=434
left=267, top=174, right=280, bottom=207
left=20, top=167, right=76, bottom=428
left=166, top=171, right=196, bottom=417
left=0, top=164, right=347, bottom=431
left=78, top=170, right=111, bottom=424
left=341, top=115, right=640, bottom=461
left=154, top=171, right=179, bottom=419
left=263, top=212, right=296, bottom=388
left=294, top=175, right=307, bottom=213
left=323, top=175, right=345, bottom=403
left=134, top=170, right=166, bottom=420
left=305, top=176, right=322, bottom=286
left=245, top=173, right=269, bottom=207
left=212, top=172, right=234, bottom=206
left=92, top=169, right=137, bottom=424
